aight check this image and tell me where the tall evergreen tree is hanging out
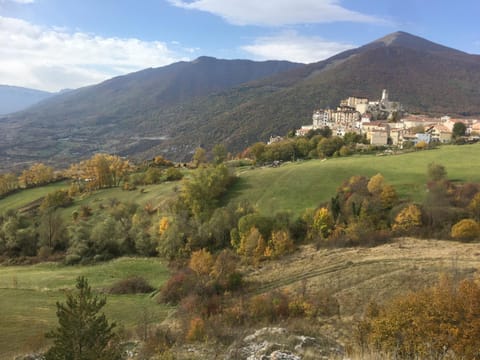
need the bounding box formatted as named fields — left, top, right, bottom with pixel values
left=45, top=276, right=121, bottom=360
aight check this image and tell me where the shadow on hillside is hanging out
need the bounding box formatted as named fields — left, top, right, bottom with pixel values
left=222, top=177, right=251, bottom=205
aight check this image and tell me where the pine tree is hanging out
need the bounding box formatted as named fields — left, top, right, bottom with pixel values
left=45, top=276, right=121, bottom=360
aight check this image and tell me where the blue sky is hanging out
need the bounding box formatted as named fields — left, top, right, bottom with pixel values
left=1, top=0, right=479, bottom=91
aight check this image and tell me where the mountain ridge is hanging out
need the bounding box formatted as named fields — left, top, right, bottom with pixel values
left=0, top=85, right=54, bottom=116
left=1, top=31, right=480, bottom=170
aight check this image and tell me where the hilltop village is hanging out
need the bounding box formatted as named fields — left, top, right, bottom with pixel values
left=294, top=90, right=480, bottom=146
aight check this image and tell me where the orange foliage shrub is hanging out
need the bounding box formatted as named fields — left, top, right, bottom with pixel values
left=360, top=276, right=480, bottom=359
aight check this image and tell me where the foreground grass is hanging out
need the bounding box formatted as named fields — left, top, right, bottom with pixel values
left=229, top=144, right=480, bottom=216
left=0, top=258, right=172, bottom=358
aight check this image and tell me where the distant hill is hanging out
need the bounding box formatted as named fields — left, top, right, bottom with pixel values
left=1, top=31, right=480, bottom=170
left=0, top=85, right=53, bottom=115
left=0, top=57, right=301, bottom=170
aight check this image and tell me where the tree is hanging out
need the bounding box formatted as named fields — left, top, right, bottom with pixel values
left=451, top=219, right=479, bottom=242
left=266, top=230, right=295, bottom=258
left=392, top=204, right=422, bottom=235
left=367, top=173, right=385, bottom=195
left=19, top=162, right=55, bottom=188
left=452, top=121, right=467, bottom=139
left=427, top=162, right=447, bottom=182
left=189, top=248, right=214, bottom=277
left=248, top=142, right=266, bottom=164
left=468, top=192, right=480, bottom=221
left=192, top=147, right=207, bottom=168
left=45, top=276, right=120, bottom=360
left=312, top=207, right=334, bottom=239
left=212, top=144, right=227, bottom=165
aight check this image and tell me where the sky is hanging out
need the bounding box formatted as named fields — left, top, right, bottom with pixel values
left=0, top=0, right=479, bottom=92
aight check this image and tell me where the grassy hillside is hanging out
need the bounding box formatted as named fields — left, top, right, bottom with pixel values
left=246, top=237, right=480, bottom=349
left=0, top=258, right=171, bottom=358
left=229, top=144, right=480, bottom=216
left=0, top=181, right=177, bottom=216
left=0, top=181, right=68, bottom=213
left=1, top=144, right=479, bottom=218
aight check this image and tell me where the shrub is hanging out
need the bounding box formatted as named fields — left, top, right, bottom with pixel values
left=451, top=218, right=480, bottom=242
left=186, top=317, right=206, bottom=342
left=360, top=276, right=480, bottom=359
left=108, top=276, right=155, bottom=294
left=158, top=269, right=196, bottom=305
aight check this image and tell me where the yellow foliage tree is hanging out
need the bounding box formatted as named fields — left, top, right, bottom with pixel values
left=367, top=173, right=385, bottom=195
left=158, top=217, right=169, bottom=235
left=19, top=162, right=55, bottom=188
left=451, top=218, right=480, bottom=242
left=392, top=204, right=422, bottom=234
left=0, top=172, right=18, bottom=196
left=265, top=230, right=295, bottom=258
left=468, top=192, right=480, bottom=221
left=380, top=184, right=398, bottom=209
left=238, top=227, right=265, bottom=264
left=66, top=154, right=130, bottom=190
left=189, top=249, right=214, bottom=277
left=313, top=207, right=334, bottom=239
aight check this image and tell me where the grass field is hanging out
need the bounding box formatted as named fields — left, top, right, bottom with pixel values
left=0, top=258, right=172, bottom=358
left=228, top=144, right=480, bottom=216
left=0, top=181, right=177, bottom=217
left=0, top=181, right=69, bottom=214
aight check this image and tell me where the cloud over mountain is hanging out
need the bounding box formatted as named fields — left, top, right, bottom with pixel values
left=242, top=31, right=355, bottom=63
left=0, top=16, right=187, bottom=91
left=169, top=0, right=385, bottom=26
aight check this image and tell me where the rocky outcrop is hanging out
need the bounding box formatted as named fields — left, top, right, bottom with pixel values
left=226, top=327, right=343, bottom=360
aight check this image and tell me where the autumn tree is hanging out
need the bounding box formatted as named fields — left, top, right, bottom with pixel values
left=19, top=163, right=55, bottom=188
left=192, top=147, right=207, bottom=168
left=312, top=207, right=334, bottom=240
left=360, top=276, right=480, bottom=359
left=45, top=277, right=121, bottom=360
left=67, top=154, right=130, bottom=190
left=392, top=204, right=423, bottom=235
left=265, top=230, right=295, bottom=258
left=189, top=249, right=214, bottom=277
left=468, top=192, right=480, bottom=220
left=367, top=173, right=385, bottom=195
left=0, top=172, right=18, bottom=197
left=451, top=219, right=480, bottom=242
left=237, top=227, right=266, bottom=265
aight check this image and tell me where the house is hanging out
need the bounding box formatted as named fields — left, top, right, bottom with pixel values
left=428, top=124, right=452, bottom=143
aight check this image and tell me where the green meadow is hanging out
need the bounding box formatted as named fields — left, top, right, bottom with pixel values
left=229, top=144, right=480, bottom=216
left=0, top=258, right=172, bottom=358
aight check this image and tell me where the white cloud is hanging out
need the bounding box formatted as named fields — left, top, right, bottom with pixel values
left=241, top=31, right=355, bottom=63
left=0, top=0, right=35, bottom=4
left=0, top=16, right=189, bottom=91
left=169, top=0, right=384, bottom=26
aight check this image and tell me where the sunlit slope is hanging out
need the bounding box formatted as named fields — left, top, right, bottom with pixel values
left=229, top=144, right=480, bottom=216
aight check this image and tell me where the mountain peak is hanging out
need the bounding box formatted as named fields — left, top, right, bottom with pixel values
left=371, top=31, right=466, bottom=56
left=192, top=56, right=218, bottom=64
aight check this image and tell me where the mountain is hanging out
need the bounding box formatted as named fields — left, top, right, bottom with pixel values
left=0, top=57, right=301, bottom=170
left=1, top=31, right=480, bottom=170
left=0, top=85, right=53, bottom=115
